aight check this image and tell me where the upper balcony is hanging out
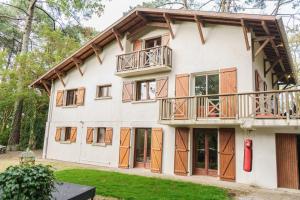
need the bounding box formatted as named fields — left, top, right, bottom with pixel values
left=115, top=46, right=172, bottom=77
left=158, top=89, right=300, bottom=128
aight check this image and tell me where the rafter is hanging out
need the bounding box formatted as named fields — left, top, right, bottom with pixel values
left=194, top=15, right=205, bottom=45
left=254, top=36, right=275, bottom=42
left=112, top=28, right=123, bottom=51
left=91, top=44, right=102, bottom=65
left=72, top=57, right=83, bottom=76
left=255, top=38, right=270, bottom=57
left=163, top=13, right=174, bottom=39
left=136, top=11, right=147, bottom=23
left=241, top=19, right=250, bottom=51
left=55, top=71, right=65, bottom=87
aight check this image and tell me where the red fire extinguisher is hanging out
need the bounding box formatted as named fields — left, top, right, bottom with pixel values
left=243, top=139, right=252, bottom=172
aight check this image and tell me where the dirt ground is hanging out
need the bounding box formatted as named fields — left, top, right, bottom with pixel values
left=1, top=150, right=300, bottom=200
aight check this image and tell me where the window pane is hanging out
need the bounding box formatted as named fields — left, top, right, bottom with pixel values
left=207, top=74, right=219, bottom=95
left=137, top=82, right=147, bottom=100
left=195, top=76, right=206, bottom=95
left=96, top=128, right=105, bottom=143
left=148, top=81, right=156, bottom=100
left=195, top=130, right=205, bottom=168
left=135, top=129, right=145, bottom=162
left=208, top=130, right=218, bottom=170
left=98, top=86, right=111, bottom=97
left=65, top=127, right=71, bottom=141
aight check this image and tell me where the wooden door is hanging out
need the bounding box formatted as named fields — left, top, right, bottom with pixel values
left=219, top=128, right=236, bottom=181
left=151, top=128, right=163, bottom=173
left=175, top=74, right=189, bottom=119
left=276, top=134, right=299, bottom=189
left=174, top=128, right=189, bottom=176
left=119, top=128, right=131, bottom=168
left=220, top=68, right=237, bottom=118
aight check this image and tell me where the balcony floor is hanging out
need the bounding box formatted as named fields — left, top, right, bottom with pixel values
left=115, top=65, right=171, bottom=77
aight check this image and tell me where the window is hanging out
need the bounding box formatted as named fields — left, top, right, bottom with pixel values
left=136, top=80, right=156, bottom=101
left=96, top=128, right=106, bottom=144
left=97, top=85, right=112, bottom=98
left=64, top=127, right=72, bottom=141
left=145, top=37, right=162, bottom=49
left=195, top=74, right=219, bottom=95
left=65, top=89, right=77, bottom=106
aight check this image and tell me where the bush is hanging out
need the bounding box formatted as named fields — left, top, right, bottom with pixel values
left=0, top=164, right=56, bottom=200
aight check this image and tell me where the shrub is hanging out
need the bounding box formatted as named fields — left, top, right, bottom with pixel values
left=0, top=164, right=56, bottom=200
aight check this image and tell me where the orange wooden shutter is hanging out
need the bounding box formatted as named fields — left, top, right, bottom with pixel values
left=156, top=77, right=168, bottom=99
left=55, top=128, right=62, bottom=142
left=76, top=87, right=85, bottom=106
left=133, top=40, right=142, bottom=51
left=220, top=68, right=237, bottom=118
left=175, top=74, right=189, bottom=119
left=56, top=90, right=64, bottom=106
left=151, top=128, right=163, bottom=173
left=70, top=127, right=77, bottom=143
left=219, top=128, right=236, bottom=181
left=86, top=128, right=94, bottom=144
left=122, top=82, right=134, bottom=102
left=162, top=34, right=170, bottom=46
left=119, top=128, right=131, bottom=168
left=174, top=128, right=189, bottom=176
left=276, top=134, right=299, bottom=189
left=104, top=128, right=113, bottom=145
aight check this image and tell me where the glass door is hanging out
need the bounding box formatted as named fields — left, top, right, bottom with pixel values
left=134, top=128, right=152, bottom=169
left=193, top=129, right=218, bottom=176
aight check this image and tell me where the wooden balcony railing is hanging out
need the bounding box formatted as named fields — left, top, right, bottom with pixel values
left=116, top=46, right=172, bottom=72
left=159, top=89, right=300, bottom=121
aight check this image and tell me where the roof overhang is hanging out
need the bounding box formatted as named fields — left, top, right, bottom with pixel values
left=30, top=7, right=296, bottom=89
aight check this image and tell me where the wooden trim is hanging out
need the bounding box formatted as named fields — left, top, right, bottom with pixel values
left=147, top=22, right=168, bottom=28
left=41, top=80, right=51, bottom=96
left=136, top=11, right=147, bottom=23
left=265, top=58, right=281, bottom=76
left=55, top=71, right=65, bottom=87
left=163, top=13, right=174, bottom=39
left=241, top=19, right=250, bottom=50
left=255, top=38, right=270, bottom=57
left=194, top=15, right=205, bottom=45
left=91, top=44, right=102, bottom=64
left=112, top=28, right=123, bottom=51
left=72, top=58, right=84, bottom=76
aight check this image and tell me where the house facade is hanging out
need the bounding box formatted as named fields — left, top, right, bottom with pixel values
left=31, top=8, right=300, bottom=190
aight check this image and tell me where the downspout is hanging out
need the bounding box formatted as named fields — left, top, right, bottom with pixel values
left=42, top=80, right=55, bottom=159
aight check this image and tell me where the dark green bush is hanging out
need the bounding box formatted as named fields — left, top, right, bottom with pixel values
left=0, top=164, right=56, bottom=200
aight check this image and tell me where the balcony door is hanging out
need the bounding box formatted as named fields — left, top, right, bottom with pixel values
left=195, top=73, right=219, bottom=117
left=144, top=37, right=162, bottom=67
left=193, top=129, right=218, bottom=176
left=134, top=128, right=152, bottom=169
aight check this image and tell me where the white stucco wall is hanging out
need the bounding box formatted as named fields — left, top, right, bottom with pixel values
left=43, top=21, right=299, bottom=189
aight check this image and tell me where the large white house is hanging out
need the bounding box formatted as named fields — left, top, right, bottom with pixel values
left=31, top=8, right=300, bottom=190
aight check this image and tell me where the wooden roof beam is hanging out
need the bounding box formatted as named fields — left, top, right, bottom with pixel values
left=40, top=80, right=51, bottom=96
left=241, top=19, right=250, bottom=51
left=255, top=38, right=270, bottom=57
left=163, top=13, right=174, bottom=39
left=194, top=15, right=205, bottom=45
left=91, top=44, right=102, bottom=65
left=254, top=36, right=275, bottom=42
left=136, top=11, right=147, bottom=23
left=265, top=58, right=281, bottom=77
left=112, top=28, right=124, bottom=51
left=72, top=57, right=84, bottom=76
left=55, top=70, right=65, bottom=87
left=147, top=22, right=168, bottom=28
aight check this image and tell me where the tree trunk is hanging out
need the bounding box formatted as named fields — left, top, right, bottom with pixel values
left=28, top=101, right=37, bottom=149
left=8, top=0, right=37, bottom=149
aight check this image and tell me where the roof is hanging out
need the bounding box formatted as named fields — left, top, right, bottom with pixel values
left=30, top=7, right=297, bottom=88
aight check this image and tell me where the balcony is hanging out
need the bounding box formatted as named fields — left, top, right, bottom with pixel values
left=116, top=46, right=172, bottom=77
left=159, top=89, right=300, bottom=127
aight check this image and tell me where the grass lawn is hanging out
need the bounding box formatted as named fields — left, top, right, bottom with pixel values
left=55, top=169, right=231, bottom=200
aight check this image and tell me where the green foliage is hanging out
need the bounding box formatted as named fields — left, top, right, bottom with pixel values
left=56, top=169, right=231, bottom=200
left=0, top=165, right=56, bottom=200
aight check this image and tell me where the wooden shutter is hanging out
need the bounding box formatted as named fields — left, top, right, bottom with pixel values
left=151, top=128, right=163, bottom=173
left=70, top=127, right=77, bottom=143
left=162, top=34, right=170, bottom=46
left=86, top=128, right=94, bottom=144
left=174, top=128, right=189, bottom=176
left=219, top=128, right=236, bottom=181
left=119, top=128, right=131, bottom=168
left=175, top=74, right=189, bottom=119
left=220, top=68, right=237, bottom=118
left=156, top=77, right=168, bottom=99
left=276, top=134, right=299, bottom=189
left=133, top=40, right=142, bottom=51
left=55, top=128, right=62, bottom=142
left=76, top=87, right=85, bottom=106
left=122, top=82, right=134, bottom=102
left=56, top=90, right=64, bottom=107
left=104, top=128, right=113, bottom=145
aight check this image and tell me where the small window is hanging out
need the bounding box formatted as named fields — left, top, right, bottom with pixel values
left=97, top=85, right=111, bottom=98
left=136, top=80, right=156, bottom=101
left=64, top=127, right=72, bottom=141
left=145, top=37, right=162, bottom=49
left=66, top=89, right=77, bottom=106
left=96, top=128, right=106, bottom=144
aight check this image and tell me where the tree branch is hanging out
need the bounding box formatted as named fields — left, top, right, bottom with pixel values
left=0, top=2, right=28, bottom=16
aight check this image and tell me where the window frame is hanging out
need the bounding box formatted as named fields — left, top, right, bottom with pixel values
left=59, top=127, right=72, bottom=143
left=96, top=84, right=112, bottom=99
left=64, top=88, right=78, bottom=106
left=192, top=71, right=220, bottom=96
left=135, top=79, right=156, bottom=101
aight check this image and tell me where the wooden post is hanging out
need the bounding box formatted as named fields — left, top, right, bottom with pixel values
left=194, top=15, right=205, bottom=45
